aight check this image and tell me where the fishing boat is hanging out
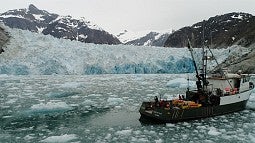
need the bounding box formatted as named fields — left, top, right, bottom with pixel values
left=139, top=41, right=254, bottom=123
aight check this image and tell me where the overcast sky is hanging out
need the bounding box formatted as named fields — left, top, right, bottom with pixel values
left=1, top=0, right=255, bottom=34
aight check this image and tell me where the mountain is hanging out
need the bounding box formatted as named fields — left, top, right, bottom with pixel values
left=164, top=12, right=255, bottom=48
left=0, top=4, right=121, bottom=45
left=116, top=30, right=170, bottom=47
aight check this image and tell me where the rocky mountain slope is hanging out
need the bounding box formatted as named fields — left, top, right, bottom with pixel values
left=216, top=44, right=255, bottom=73
left=164, top=12, right=255, bottom=48
left=0, top=4, right=120, bottom=45
left=116, top=30, right=170, bottom=47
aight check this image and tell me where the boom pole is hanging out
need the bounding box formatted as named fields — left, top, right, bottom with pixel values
left=187, top=39, right=202, bottom=91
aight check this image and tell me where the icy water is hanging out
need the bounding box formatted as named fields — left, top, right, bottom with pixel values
left=0, top=74, right=255, bottom=143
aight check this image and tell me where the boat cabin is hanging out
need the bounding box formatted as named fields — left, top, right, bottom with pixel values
left=185, top=70, right=253, bottom=106
left=207, top=72, right=252, bottom=95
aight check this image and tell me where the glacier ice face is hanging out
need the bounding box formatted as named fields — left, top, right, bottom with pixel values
left=0, top=26, right=250, bottom=75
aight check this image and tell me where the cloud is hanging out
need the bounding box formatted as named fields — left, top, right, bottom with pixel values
left=1, top=0, right=255, bottom=34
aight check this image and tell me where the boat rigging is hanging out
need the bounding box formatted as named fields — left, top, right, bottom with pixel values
left=139, top=35, right=254, bottom=123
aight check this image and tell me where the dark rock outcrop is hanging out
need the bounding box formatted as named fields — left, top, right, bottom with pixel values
left=0, top=25, right=9, bottom=53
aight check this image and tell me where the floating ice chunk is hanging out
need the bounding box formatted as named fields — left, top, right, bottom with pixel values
left=24, top=135, right=35, bottom=141
left=182, top=134, right=188, bottom=139
left=197, top=125, right=207, bottom=130
left=82, top=99, right=96, bottom=106
left=222, top=119, right=228, bottom=123
left=29, top=101, right=72, bottom=115
left=115, top=129, right=132, bottom=136
left=166, top=78, right=196, bottom=88
left=219, top=129, right=226, bottom=133
left=208, top=127, right=221, bottom=136
left=193, top=122, right=202, bottom=126
left=148, top=130, right=156, bottom=135
left=146, top=93, right=158, bottom=97
left=204, top=140, right=214, bottom=143
left=31, top=102, right=71, bottom=110
left=0, top=74, right=9, bottom=77
left=131, top=137, right=138, bottom=142
left=60, top=82, right=82, bottom=88
left=7, top=94, right=19, bottom=98
left=104, top=133, right=111, bottom=140
left=88, top=94, right=103, bottom=97
left=155, top=139, right=163, bottom=143
left=115, top=106, right=122, bottom=109
left=107, top=97, right=124, bottom=106
left=248, top=134, right=255, bottom=143
left=133, top=130, right=142, bottom=135
left=41, top=134, right=78, bottom=143
left=2, top=116, right=12, bottom=119
left=6, top=99, right=17, bottom=104
left=131, top=137, right=149, bottom=142
left=182, top=122, right=190, bottom=126
left=222, top=134, right=232, bottom=140
left=166, top=123, right=175, bottom=127
left=247, top=101, right=255, bottom=110
left=137, top=138, right=149, bottom=142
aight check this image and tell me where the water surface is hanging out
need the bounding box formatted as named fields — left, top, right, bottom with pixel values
left=0, top=74, right=254, bottom=143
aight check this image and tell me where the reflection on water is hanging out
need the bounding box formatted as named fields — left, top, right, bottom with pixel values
left=0, top=75, right=254, bottom=143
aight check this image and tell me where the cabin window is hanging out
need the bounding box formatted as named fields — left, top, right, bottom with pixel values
left=242, top=76, right=250, bottom=83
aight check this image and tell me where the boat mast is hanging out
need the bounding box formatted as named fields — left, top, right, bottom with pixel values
left=202, top=21, right=206, bottom=90
left=204, top=50, right=208, bottom=89
left=187, top=39, right=202, bottom=91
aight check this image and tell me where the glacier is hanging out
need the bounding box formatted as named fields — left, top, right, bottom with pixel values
left=0, top=26, right=250, bottom=75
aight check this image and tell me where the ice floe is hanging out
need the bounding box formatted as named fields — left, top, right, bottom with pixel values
left=41, top=134, right=78, bottom=143
left=28, top=101, right=72, bottom=115
left=107, top=97, right=124, bottom=106
left=207, top=127, right=221, bottom=136
left=115, top=129, right=133, bottom=136
left=166, top=78, right=196, bottom=88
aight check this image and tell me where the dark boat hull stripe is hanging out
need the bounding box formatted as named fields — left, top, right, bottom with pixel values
left=139, top=99, right=248, bottom=123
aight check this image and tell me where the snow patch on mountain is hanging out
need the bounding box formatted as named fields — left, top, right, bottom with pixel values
left=116, top=30, right=151, bottom=43
left=231, top=14, right=243, bottom=20
left=116, top=30, right=171, bottom=46
left=79, top=17, right=102, bottom=31
left=32, top=14, right=44, bottom=21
